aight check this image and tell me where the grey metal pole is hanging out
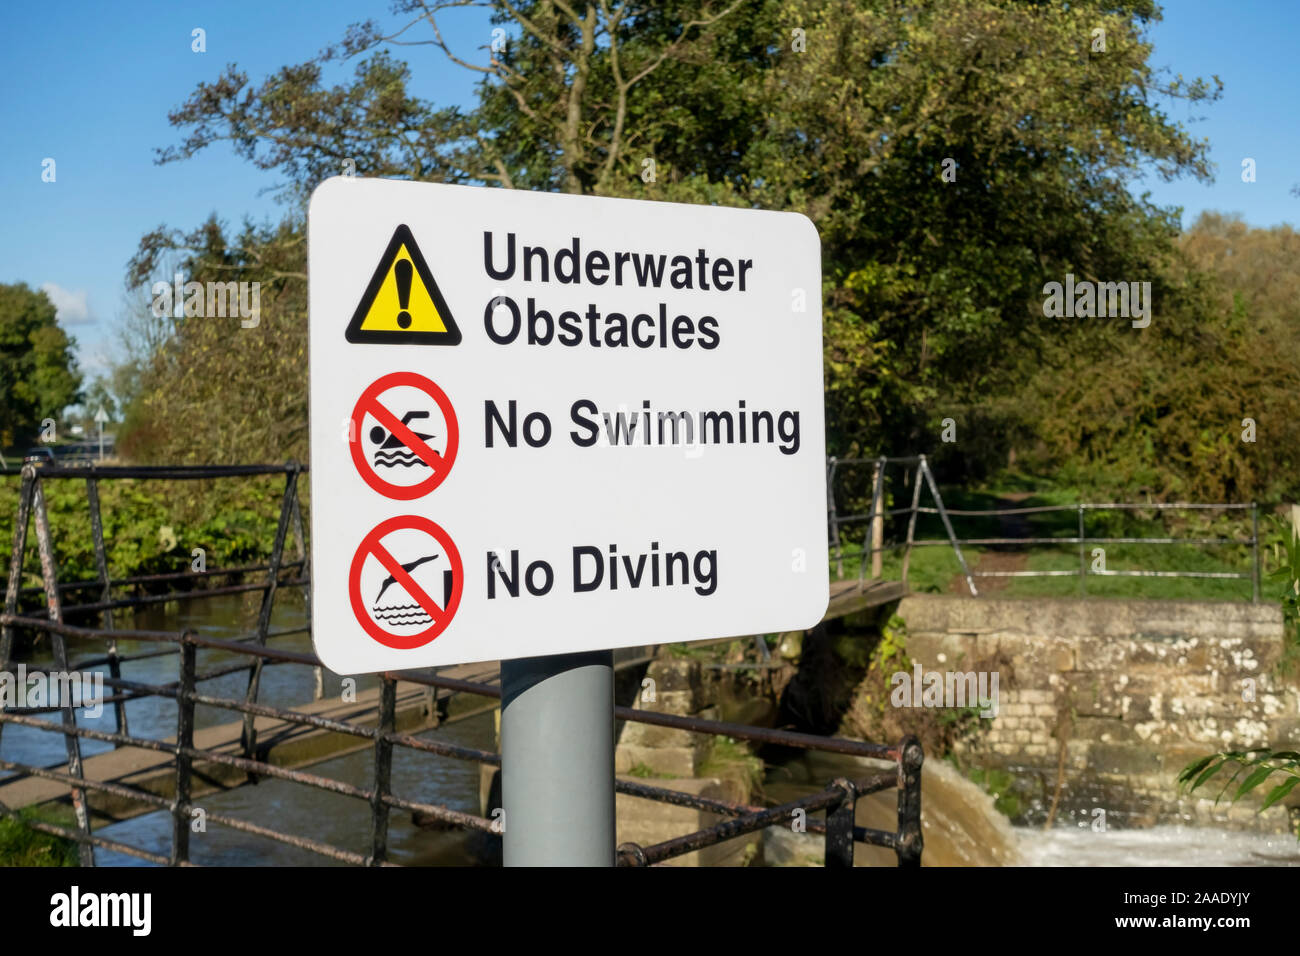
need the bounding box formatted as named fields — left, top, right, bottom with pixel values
left=1078, top=504, right=1086, bottom=597
left=1251, top=503, right=1260, bottom=604
left=501, top=650, right=615, bottom=866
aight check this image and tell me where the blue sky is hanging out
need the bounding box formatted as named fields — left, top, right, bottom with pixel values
left=1, top=1, right=1296, bottom=385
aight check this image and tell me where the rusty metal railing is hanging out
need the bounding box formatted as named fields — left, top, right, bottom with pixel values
left=1, top=462, right=924, bottom=867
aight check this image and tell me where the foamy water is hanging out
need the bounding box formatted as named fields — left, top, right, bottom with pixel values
left=1016, top=825, right=1300, bottom=867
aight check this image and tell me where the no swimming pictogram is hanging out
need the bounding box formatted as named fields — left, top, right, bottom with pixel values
left=349, top=371, right=460, bottom=499
left=348, top=515, right=464, bottom=650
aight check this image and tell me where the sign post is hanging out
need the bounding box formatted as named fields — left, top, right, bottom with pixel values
left=308, top=178, right=826, bottom=865
left=500, top=651, right=614, bottom=865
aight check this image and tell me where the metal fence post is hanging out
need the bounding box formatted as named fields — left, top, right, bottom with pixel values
left=824, top=778, right=857, bottom=868
left=289, top=487, right=323, bottom=700
left=0, top=467, right=36, bottom=754
left=171, top=631, right=197, bottom=866
left=241, top=465, right=299, bottom=760
left=369, top=676, right=396, bottom=865
left=920, top=459, right=977, bottom=596
left=900, top=457, right=924, bottom=590
left=871, top=458, right=885, bottom=579
left=1078, top=504, right=1086, bottom=597
left=31, top=475, right=95, bottom=866
left=860, top=458, right=886, bottom=586
left=86, top=476, right=127, bottom=742
left=895, top=735, right=924, bottom=867
left=827, top=457, right=843, bottom=579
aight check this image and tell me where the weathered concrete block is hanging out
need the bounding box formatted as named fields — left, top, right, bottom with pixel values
left=619, top=721, right=700, bottom=750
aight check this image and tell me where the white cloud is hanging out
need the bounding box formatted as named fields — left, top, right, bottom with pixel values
left=40, top=282, right=94, bottom=324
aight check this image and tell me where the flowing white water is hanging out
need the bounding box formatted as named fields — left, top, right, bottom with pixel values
left=1016, top=825, right=1300, bottom=867
left=769, top=751, right=1300, bottom=867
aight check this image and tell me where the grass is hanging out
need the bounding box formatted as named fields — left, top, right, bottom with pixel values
left=0, top=811, right=78, bottom=867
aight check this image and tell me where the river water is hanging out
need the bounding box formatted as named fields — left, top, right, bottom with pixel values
left=4, top=593, right=1297, bottom=866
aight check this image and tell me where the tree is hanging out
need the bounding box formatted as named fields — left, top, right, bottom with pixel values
left=121, top=216, right=307, bottom=464
left=123, top=1, right=756, bottom=463
left=751, top=0, right=1220, bottom=463
left=0, top=283, right=82, bottom=448
left=154, top=1, right=754, bottom=201
left=125, top=0, right=1227, bottom=490
left=1015, top=215, right=1300, bottom=501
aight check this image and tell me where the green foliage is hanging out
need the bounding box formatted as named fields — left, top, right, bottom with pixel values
left=0, top=283, right=82, bottom=449
left=121, top=217, right=307, bottom=464
left=760, top=0, right=1218, bottom=465
left=698, top=735, right=765, bottom=793
left=1177, top=750, right=1300, bottom=821
left=875, top=615, right=908, bottom=670
left=1013, top=216, right=1300, bottom=502
left=966, top=765, right=1023, bottom=819
left=0, top=812, right=78, bottom=867
left=0, top=474, right=298, bottom=588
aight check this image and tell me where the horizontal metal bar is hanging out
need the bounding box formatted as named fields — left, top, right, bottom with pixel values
left=914, top=504, right=1073, bottom=516
left=971, top=569, right=1251, bottom=579
left=615, top=770, right=896, bottom=843
left=0, top=801, right=178, bottom=866
left=0, top=464, right=309, bottom=479
left=404, top=669, right=900, bottom=760
left=16, top=560, right=307, bottom=596
left=69, top=625, right=310, bottom=671
left=1081, top=502, right=1253, bottom=511
left=1089, top=569, right=1250, bottom=579
left=915, top=502, right=1254, bottom=517
left=1078, top=536, right=1250, bottom=546
left=612, top=707, right=898, bottom=760
left=0, top=754, right=175, bottom=811
left=47, top=578, right=308, bottom=615
left=621, top=775, right=881, bottom=865
left=829, top=456, right=922, bottom=465
left=909, top=536, right=1251, bottom=547
left=834, top=505, right=916, bottom=522
left=197, top=808, right=379, bottom=866
left=970, top=570, right=1082, bottom=577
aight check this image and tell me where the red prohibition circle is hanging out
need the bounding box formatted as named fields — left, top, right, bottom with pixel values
left=349, top=371, right=459, bottom=500
left=348, top=515, right=464, bottom=650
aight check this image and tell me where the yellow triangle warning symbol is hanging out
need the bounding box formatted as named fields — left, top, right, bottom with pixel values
left=345, top=224, right=461, bottom=345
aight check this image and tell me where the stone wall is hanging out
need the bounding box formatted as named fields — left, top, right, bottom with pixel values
left=896, top=595, right=1299, bottom=832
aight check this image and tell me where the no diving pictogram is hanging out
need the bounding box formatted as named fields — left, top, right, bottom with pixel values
left=349, top=371, right=460, bottom=499
left=349, top=515, right=464, bottom=650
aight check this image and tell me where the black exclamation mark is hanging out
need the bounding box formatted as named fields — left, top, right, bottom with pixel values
left=395, top=259, right=413, bottom=329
